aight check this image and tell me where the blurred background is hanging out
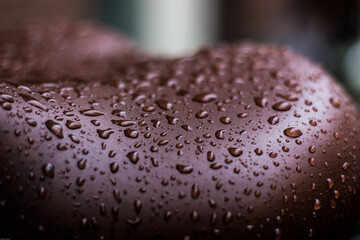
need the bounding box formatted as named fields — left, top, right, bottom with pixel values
left=0, top=0, right=359, bottom=103
left=0, top=0, right=359, bottom=238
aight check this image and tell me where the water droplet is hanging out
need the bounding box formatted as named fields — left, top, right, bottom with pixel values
left=274, top=228, right=282, bottom=240
left=158, top=139, right=168, bottom=146
left=0, top=93, right=14, bottom=103
left=42, top=163, right=55, bottom=178
left=223, top=211, right=233, bottom=223
left=309, top=119, right=317, bottom=126
left=45, top=120, right=64, bottom=138
left=284, top=127, right=302, bottom=138
left=77, top=159, right=87, bottom=169
left=244, top=187, right=252, bottom=195
left=99, top=203, right=107, bottom=215
left=210, top=162, right=223, bottom=170
left=309, top=145, right=316, bottom=153
left=156, top=100, right=173, bottom=110
left=207, top=151, right=215, bottom=162
left=39, top=186, right=47, bottom=198
left=20, top=94, right=48, bottom=111
left=76, top=177, right=86, bottom=186
left=191, top=211, right=200, bottom=221
left=126, top=217, right=142, bottom=227
left=57, top=143, right=68, bottom=151
left=124, top=129, right=139, bottom=139
left=326, top=178, right=334, bottom=190
left=195, top=110, right=209, bottom=119
left=134, top=200, right=142, bottom=214
left=113, top=189, right=122, bottom=203
left=112, top=110, right=126, bottom=118
left=272, top=101, right=292, bottom=111
left=151, top=119, right=161, bottom=128
left=176, top=164, right=193, bottom=174
left=127, top=151, right=139, bottom=164
left=237, top=112, right=247, bottom=118
left=269, top=152, right=277, bottom=158
left=193, top=93, right=217, bottom=103
left=143, top=106, right=156, bottom=112
left=191, top=183, right=200, bottom=198
left=228, top=148, right=243, bottom=157
left=276, top=93, right=299, bottom=101
left=220, top=116, right=231, bottom=124
left=330, top=199, right=336, bottom=209
left=165, top=115, right=179, bottom=125
left=254, top=148, right=263, bottom=155
left=150, top=157, right=158, bottom=167
left=329, top=97, right=340, bottom=108
left=215, top=130, right=226, bottom=139
left=25, top=118, right=37, bottom=127
left=254, top=96, right=268, bottom=107
left=79, top=109, right=105, bottom=116
left=209, top=199, right=217, bottom=209
left=91, top=120, right=100, bottom=126
left=1, top=102, right=12, bottom=110
left=81, top=218, right=88, bottom=229
left=164, top=211, right=172, bottom=220
left=342, top=162, right=349, bottom=170
left=268, top=116, right=279, bottom=125
left=246, top=225, right=255, bottom=232
left=313, top=199, right=321, bottom=210
left=308, top=158, right=316, bottom=166
left=69, top=134, right=80, bottom=144
left=66, top=120, right=81, bottom=129
left=109, top=150, right=116, bottom=158
left=90, top=217, right=99, bottom=230
left=111, top=120, right=136, bottom=127
left=97, top=128, right=115, bottom=139
left=110, top=162, right=119, bottom=173
left=181, top=125, right=192, bottom=131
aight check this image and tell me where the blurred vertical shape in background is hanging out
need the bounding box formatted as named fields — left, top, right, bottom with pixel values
left=344, top=1, right=360, bottom=101
left=101, top=0, right=219, bottom=57
left=219, top=0, right=360, bottom=101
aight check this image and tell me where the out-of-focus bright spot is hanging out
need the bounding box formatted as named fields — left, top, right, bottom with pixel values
left=344, top=40, right=360, bottom=99
left=136, top=0, right=218, bottom=57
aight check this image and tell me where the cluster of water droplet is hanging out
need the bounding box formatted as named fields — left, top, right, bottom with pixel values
left=0, top=43, right=359, bottom=239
